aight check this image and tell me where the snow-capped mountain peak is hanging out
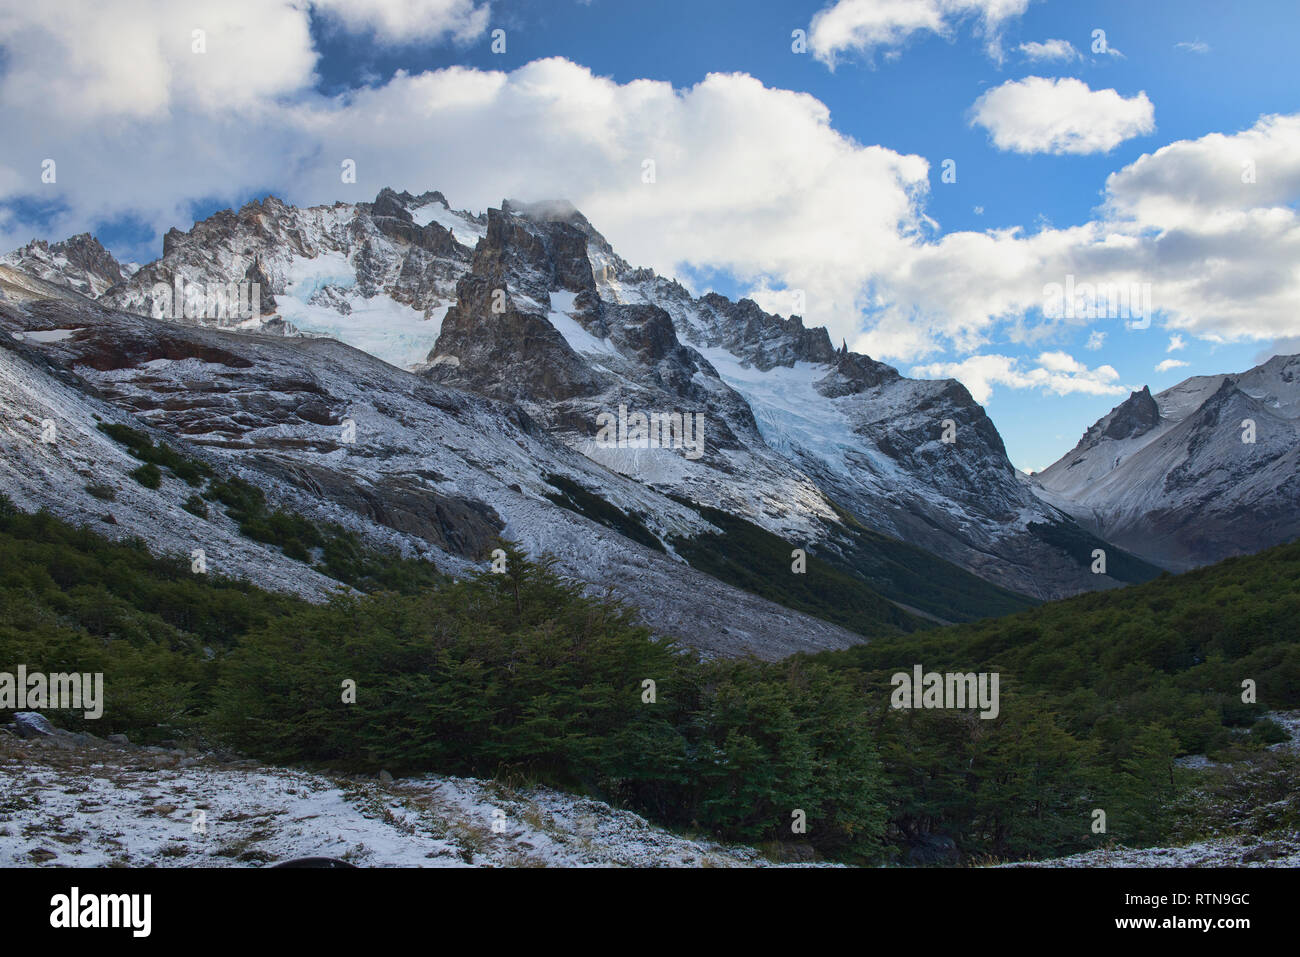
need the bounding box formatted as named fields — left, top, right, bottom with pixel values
left=1033, top=354, right=1300, bottom=570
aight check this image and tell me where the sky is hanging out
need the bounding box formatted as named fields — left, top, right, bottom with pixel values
left=1, top=0, right=1298, bottom=471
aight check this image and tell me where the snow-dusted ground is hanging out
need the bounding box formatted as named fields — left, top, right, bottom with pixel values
left=0, top=732, right=799, bottom=868
left=1002, top=838, right=1300, bottom=868
left=7, top=712, right=1297, bottom=869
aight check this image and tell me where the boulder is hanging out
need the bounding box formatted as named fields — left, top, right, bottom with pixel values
left=1242, top=843, right=1287, bottom=863
left=12, top=712, right=57, bottom=738
left=904, top=833, right=960, bottom=866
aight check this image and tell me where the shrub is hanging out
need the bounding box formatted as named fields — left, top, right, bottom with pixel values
left=182, top=495, right=208, bottom=519
left=129, top=463, right=162, bottom=489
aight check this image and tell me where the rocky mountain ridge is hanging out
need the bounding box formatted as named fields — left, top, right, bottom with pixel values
left=1033, top=354, right=1300, bottom=570
left=3, top=189, right=1164, bottom=607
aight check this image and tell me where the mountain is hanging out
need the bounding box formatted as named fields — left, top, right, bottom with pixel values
left=1, top=188, right=1161, bottom=636
left=1032, top=354, right=1300, bottom=571
left=421, top=195, right=1159, bottom=599
left=1, top=267, right=888, bottom=660
left=1, top=234, right=135, bottom=298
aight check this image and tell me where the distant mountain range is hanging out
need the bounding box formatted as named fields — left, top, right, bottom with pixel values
left=1032, top=353, right=1300, bottom=571
left=3, top=188, right=1294, bottom=652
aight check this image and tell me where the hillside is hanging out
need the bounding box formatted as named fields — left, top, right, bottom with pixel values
left=810, top=537, right=1300, bottom=861
left=3, top=493, right=1297, bottom=865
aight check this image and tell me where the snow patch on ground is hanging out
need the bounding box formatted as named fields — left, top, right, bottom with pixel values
left=20, top=327, right=81, bottom=342
left=1002, top=837, right=1300, bottom=868
left=547, top=290, right=617, bottom=357
left=0, top=734, right=804, bottom=868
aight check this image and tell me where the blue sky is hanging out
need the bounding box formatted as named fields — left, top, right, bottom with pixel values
left=2, top=0, right=1298, bottom=471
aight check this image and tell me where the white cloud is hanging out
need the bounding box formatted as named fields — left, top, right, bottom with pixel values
left=856, top=113, right=1300, bottom=361
left=909, top=351, right=1128, bottom=404
left=1085, top=330, right=1107, bottom=350
left=1102, top=112, right=1300, bottom=226
left=1167, top=334, right=1185, bottom=352
left=1155, top=358, right=1189, bottom=373
left=2, top=7, right=1299, bottom=378
left=0, top=1, right=491, bottom=122
left=311, top=0, right=490, bottom=45
left=0, top=1, right=319, bottom=118
left=1018, top=38, right=1078, bottom=61
left=808, top=0, right=1032, bottom=67
left=971, top=77, right=1155, bottom=155
left=1175, top=40, right=1210, bottom=54
left=1256, top=337, right=1300, bottom=363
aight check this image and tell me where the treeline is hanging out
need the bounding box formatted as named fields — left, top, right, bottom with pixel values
left=0, top=498, right=884, bottom=859
left=3, top=492, right=1297, bottom=863
left=807, top=541, right=1300, bottom=860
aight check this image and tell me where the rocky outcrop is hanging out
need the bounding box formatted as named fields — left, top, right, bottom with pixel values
left=693, top=293, right=838, bottom=370
left=1096, top=386, right=1161, bottom=443
left=1, top=234, right=129, bottom=298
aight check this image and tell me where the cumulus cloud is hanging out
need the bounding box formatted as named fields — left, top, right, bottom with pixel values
left=859, top=112, right=1300, bottom=360
left=1101, top=113, right=1300, bottom=225
left=909, top=351, right=1128, bottom=404
left=1167, top=334, right=1185, bottom=352
left=2, top=5, right=1299, bottom=375
left=1155, top=358, right=1189, bottom=373
left=0, top=1, right=318, bottom=118
left=1018, top=38, right=1078, bottom=61
left=1085, top=330, right=1107, bottom=350
left=971, top=77, right=1155, bottom=155
left=311, top=0, right=490, bottom=45
left=808, top=0, right=1031, bottom=67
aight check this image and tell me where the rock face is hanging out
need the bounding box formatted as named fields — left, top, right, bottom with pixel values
left=1, top=234, right=131, bottom=298
left=2, top=188, right=1164, bottom=607
left=1096, top=386, right=1161, bottom=442
left=1033, top=354, right=1300, bottom=571
left=421, top=198, right=1139, bottom=599
left=423, top=202, right=763, bottom=463
left=0, top=265, right=874, bottom=660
